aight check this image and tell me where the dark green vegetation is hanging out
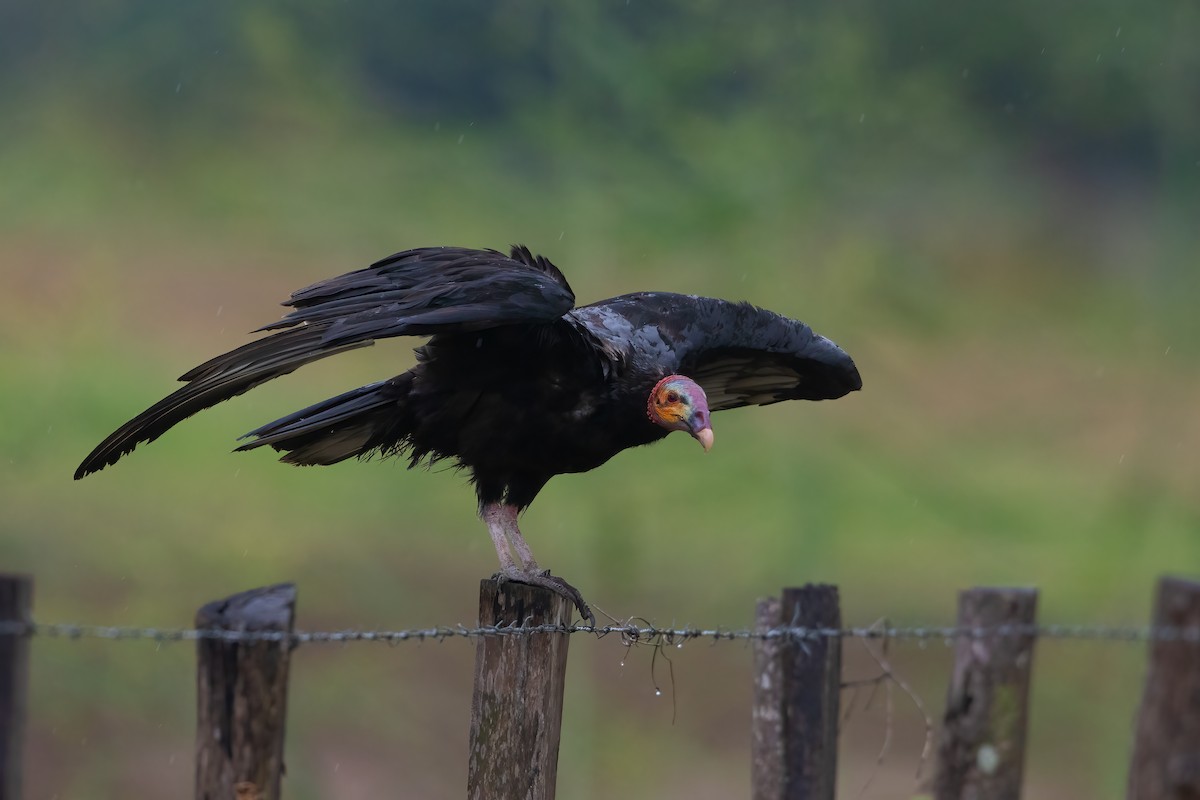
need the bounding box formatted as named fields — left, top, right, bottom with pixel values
left=2, top=3, right=1198, bottom=797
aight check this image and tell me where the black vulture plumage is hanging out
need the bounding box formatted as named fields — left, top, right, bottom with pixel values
left=76, top=245, right=862, bottom=621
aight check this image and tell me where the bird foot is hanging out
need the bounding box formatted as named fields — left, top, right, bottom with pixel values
left=493, top=567, right=595, bottom=627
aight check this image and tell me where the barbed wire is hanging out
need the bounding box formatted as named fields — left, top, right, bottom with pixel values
left=0, top=619, right=1196, bottom=646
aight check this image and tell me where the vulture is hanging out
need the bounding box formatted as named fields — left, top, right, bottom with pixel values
left=76, top=246, right=862, bottom=622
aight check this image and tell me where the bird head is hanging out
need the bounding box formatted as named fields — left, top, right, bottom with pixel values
left=646, top=375, right=714, bottom=452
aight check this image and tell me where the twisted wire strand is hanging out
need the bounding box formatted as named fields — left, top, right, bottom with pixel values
left=0, top=619, right=1195, bottom=646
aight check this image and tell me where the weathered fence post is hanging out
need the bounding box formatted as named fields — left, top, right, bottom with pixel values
left=1127, top=575, right=1200, bottom=800
left=0, top=574, right=32, bottom=800
left=468, top=578, right=572, bottom=800
left=934, top=587, right=1038, bottom=800
left=751, top=584, right=842, bottom=800
left=195, top=583, right=296, bottom=800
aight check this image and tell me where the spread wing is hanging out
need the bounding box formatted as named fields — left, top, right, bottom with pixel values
left=254, top=244, right=573, bottom=345
left=75, top=245, right=575, bottom=477
left=576, top=293, right=861, bottom=412
left=679, top=300, right=861, bottom=411
left=687, top=343, right=860, bottom=411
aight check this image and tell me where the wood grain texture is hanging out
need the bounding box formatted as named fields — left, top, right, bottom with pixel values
left=468, top=578, right=572, bottom=800
left=1127, top=576, right=1200, bottom=800
left=195, top=583, right=296, bottom=800
left=751, top=596, right=785, bottom=800
left=934, top=587, right=1038, bottom=800
left=748, top=597, right=787, bottom=796
left=0, top=574, right=31, bottom=800
left=752, top=585, right=842, bottom=800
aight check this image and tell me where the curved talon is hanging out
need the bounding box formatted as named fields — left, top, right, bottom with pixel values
left=493, top=567, right=595, bottom=627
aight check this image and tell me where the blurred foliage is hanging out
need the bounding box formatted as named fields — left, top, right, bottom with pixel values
left=6, top=2, right=1200, bottom=178
left=2, top=3, right=1199, bottom=799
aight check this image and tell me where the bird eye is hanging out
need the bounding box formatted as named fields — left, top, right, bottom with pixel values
left=666, top=390, right=680, bottom=403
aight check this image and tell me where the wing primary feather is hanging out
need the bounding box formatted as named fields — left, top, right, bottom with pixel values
left=75, top=246, right=581, bottom=478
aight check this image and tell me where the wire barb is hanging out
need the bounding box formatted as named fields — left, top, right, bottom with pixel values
left=0, top=619, right=1196, bottom=647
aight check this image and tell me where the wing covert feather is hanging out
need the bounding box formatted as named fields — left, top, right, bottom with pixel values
left=573, top=293, right=861, bottom=411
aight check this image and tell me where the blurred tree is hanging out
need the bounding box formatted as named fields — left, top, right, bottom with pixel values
left=4, top=0, right=1196, bottom=177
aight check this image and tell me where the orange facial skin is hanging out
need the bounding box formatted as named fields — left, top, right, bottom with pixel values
left=646, top=375, right=714, bottom=451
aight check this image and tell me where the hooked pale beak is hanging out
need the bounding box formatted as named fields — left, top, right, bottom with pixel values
left=692, top=426, right=714, bottom=453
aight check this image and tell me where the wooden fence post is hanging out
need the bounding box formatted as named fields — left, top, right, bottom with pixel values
left=751, top=584, right=842, bottom=800
left=195, top=583, right=296, bottom=800
left=468, top=578, right=572, bottom=800
left=0, top=574, right=32, bottom=800
left=934, top=587, right=1038, bottom=800
left=1127, top=575, right=1200, bottom=800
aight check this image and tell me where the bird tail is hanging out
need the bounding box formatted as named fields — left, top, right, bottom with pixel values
left=234, top=374, right=414, bottom=466
left=73, top=324, right=371, bottom=479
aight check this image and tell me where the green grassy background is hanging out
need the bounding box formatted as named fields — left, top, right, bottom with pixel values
left=3, top=4, right=1199, bottom=797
